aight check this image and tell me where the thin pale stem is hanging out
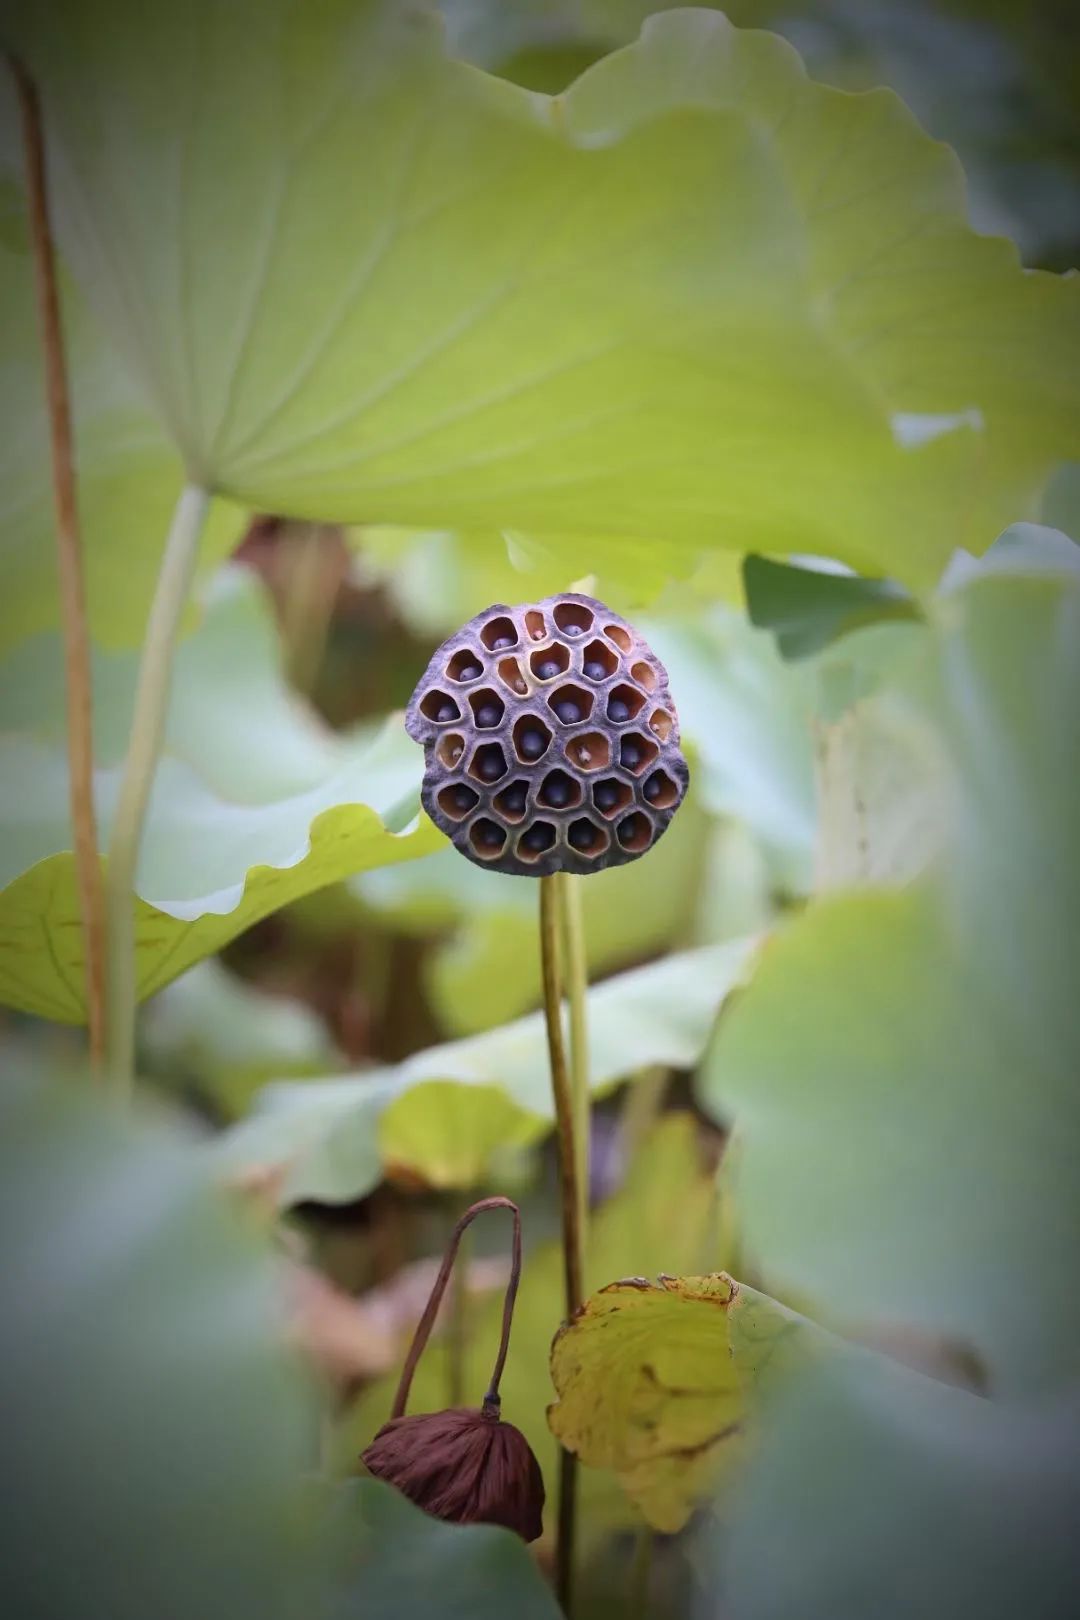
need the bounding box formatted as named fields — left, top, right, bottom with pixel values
left=11, top=57, right=108, bottom=1076
left=619, top=1065, right=669, bottom=1165
left=391, top=1196, right=521, bottom=1420
left=539, top=873, right=583, bottom=1616
left=539, top=875, right=584, bottom=1315
left=558, top=871, right=590, bottom=1254
left=105, top=483, right=209, bottom=1097
left=281, top=521, right=339, bottom=696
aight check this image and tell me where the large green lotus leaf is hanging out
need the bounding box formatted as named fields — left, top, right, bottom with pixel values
left=444, top=0, right=1080, bottom=268
left=351, top=526, right=576, bottom=640
left=8, top=6, right=1078, bottom=587
left=807, top=617, right=947, bottom=890
left=0, top=1065, right=324, bottom=1620
left=548, top=1272, right=820, bottom=1531
left=643, top=609, right=818, bottom=892
left=721, top=1349, right=1080, bottom=1620
left=142, top=958, right=342, bottom=1118
left=0, top=567, right=441, bottom=1022
left=0, top=172, right=241, bottom=654
left=218, top=939, right=753, bottom=1202
left=344, top=1113, right=727, bottom=1539
left=344, top=1479, right=560, bottom=1620
left=353, top=521, right=706, bottom=628
left=700, top=571, right=1080, bottom=1393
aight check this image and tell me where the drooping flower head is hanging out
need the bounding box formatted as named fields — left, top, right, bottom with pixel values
left=361, top=1197, right=544, bottom=1542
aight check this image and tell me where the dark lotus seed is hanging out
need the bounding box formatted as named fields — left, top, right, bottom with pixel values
left=569, top=822, right=596, bottom=849
left=437, top=703, right=457, bottom=722
left=584, top=660, right=606, bottom=679
left=502, top=784, right=527, bottom=815
left=492, top=635, right=514, bottom=650
left=555, top=699, right=581, bottom=723
left=644, top=774, right=665, bottom=803
left=545, top=779, right=570, bottom=808
left=476, top=703, right=500, bottom=726
left=619, top=815, right=641, bottom=846
left=594, top=783, right=618, bottom=811
left=537, top=659, right=561, bottom=680
left=622, top=740, right=642, bottom=768
left=520, top=729, right=545, bottom=759
left=453, top=786, right=478, bottom=811
left=609, top=698, right=630, bottom=722
left=479, top=755, right=502, bottom=780
left=524, top=825, right=553, bottom=850
left=459, top=662, right=481, bottom=681
left=478, top=822, right=503, bottom=847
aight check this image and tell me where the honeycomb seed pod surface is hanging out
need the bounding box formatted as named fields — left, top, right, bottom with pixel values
left=405, top=593, right=689, bottom=877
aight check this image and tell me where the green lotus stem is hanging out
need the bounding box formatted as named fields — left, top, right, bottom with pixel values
left=105, top=483, right=209, bottom=1097
left=558, top=871, right=590, bottom=1252
left=539, top=873, right=583, bottom=1615
left=557, top=1448, right=579, bottom=1618
left=629, top=1521, right=653, bottom=1619
left=539, top=874, right=584, bottom=1315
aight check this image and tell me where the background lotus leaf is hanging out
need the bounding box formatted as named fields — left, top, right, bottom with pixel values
left=218, top=938, right=753, bottom=1202
left=6, top=3, right=1077, bottom=587
left=700, top=568, right=1080, bottom=1393
left=0, top=567, right=440, bottom=1022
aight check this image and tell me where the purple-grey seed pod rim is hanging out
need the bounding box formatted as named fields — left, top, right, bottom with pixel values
left=405, top=592, right=689, bottom=878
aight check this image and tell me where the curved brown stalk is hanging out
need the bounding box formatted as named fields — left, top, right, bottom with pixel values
left=10, top=57, right=108, bottom=1075
left=392, top=1196, right=521, bottom=1420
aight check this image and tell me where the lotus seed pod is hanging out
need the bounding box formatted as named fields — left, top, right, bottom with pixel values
left=405, top=593, right=689, bottom=876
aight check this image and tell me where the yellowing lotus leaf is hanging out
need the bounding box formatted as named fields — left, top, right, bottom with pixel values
left=548, top=1272, right=816, bottom=1530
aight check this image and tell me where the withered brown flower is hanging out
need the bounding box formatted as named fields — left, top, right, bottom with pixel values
left=405, top=592, right=689, bottom=876
left=361, top=1406, right=544, bottom=1542
left=361, top=1197, right=545, bottom=1542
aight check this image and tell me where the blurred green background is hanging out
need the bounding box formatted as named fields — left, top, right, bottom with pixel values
left=1, top=2, right=1078, bottom=1618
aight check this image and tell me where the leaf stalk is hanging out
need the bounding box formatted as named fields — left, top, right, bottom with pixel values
left=11, top=56, right=108, bottom=1076
left=105, top=482, right=208, bottom=1097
